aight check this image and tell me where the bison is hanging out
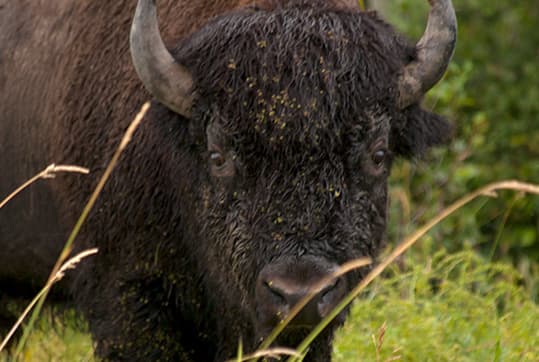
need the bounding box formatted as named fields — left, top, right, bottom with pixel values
left=0, top=0, right=457, bottom=360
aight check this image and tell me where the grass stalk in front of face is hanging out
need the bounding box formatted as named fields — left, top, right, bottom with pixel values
left=234, top=180, right=539, bottom=361
left=268, top=180, right=539, bottom=361
left=229, top=345, right=301, bottom=362
left=256, top=258, right=372, bottom=353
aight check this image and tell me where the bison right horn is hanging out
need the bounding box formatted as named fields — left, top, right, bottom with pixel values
left=397, top=0, right=457, bottom=109
left=130, top=0, right=194, bottom=118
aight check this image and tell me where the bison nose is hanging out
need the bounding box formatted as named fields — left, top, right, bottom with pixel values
left=255, top=258, right=347, bottom=330
left=263, top=276, right=344, bottom=325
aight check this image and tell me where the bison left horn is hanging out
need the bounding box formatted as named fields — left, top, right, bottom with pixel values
left=398, top=0, right=457, bottom=109
left=130, top=0, right=194, bottom=117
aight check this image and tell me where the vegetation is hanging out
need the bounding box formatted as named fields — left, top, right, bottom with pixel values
left=334, top=250, right=539, bottom=361
left=1, top=0, right=537, bottom=360
left=0, top=311, right=93, bottom=362
left=379, top=0, right=539, bottom=300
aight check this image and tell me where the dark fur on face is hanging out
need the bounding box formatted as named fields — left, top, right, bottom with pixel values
left=149, top=0, right=451, bottom=358
left=55, top=1, right=452, bottom=360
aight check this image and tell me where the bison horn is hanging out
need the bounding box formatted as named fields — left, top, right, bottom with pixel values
left=397, top=0, right=457, bottom=108
left=130, top=0, right=194, bottom=117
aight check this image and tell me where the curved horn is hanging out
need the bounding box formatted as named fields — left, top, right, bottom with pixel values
left=398, top=0, right=457, bottom=108
left=130, top=0, right=194, bottom=117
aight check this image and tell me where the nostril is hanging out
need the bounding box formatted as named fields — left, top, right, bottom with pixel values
left=319, top=277, right=339, bottom=298
left=264, top=280, right=288, bottom=305
left=317, top=277, right=345, bottom=318
left=256, top=259, right=348, bottom=330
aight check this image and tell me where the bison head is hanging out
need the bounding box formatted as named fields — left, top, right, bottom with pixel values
left=129, top=0, right=456, bottom=358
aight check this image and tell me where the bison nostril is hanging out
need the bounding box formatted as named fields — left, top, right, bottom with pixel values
left=317, top=277, right=345, bottom=318
left=256, top=259, right=348, bottom=330
left=264, top=281, right=288, bottom=305
left=320, top=277, right=339, bottom=298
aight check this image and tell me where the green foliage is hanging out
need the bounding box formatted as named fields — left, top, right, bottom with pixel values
left=333, top=250, right=539, bottom=361
left=375, top=0, right=539, bottom=301
left=0, top=310, right=94, bottom=362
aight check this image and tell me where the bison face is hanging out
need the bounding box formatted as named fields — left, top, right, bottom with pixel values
left=130, top=0, right=455, bottom=358
left=199, top=102, right=392, bottom=342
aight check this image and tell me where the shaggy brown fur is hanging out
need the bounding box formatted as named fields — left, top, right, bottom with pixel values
left=0, top=1, right=451, bottom=360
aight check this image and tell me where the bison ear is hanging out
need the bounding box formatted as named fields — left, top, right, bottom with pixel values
left=391, top=105, right=453, bottom=158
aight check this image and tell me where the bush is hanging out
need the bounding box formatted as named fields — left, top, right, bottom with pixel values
left=373, top=0, right=539, bottom=301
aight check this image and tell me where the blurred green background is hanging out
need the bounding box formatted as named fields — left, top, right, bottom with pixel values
left=374, top=0, right=539, bottom=299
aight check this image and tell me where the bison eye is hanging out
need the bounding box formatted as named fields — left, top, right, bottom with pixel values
left=210, top=151, right=226, bottom=168
left=209, top=150, right=235, bottom=177
left=371, top=148, right=387, bottom=167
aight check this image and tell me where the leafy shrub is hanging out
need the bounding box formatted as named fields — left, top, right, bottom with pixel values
left=373, top=0, right=539, bottom=301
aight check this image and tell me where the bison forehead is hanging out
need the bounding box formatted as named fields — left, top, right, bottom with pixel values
left=176, top=1, right=414, bottom=152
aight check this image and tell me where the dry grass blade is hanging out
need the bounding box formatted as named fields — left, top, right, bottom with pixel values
left=49, top=101, right=151, bottom=276
left=373, top=321, right=387, bottom=362
left=0, top=164, right=89, bottom=210
left=12, top=102, right=151, bottom=356
left=228, top=347, right=302, bottom=362
left=257, top=257, right=372, bottom=352
left=0, top=249, right=98, bottom=352
left=289, top=180, right=539, bottom=360
left=53, top=248, right=100, bottom=282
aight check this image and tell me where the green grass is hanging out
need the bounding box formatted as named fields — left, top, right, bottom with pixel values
left=333, top=250, right=539, bottom=361
left=2, top=250, right=537, bottom=361
left=0, top=310, right=94, bottom=362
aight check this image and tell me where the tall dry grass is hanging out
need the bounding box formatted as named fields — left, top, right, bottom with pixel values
left=0, top=164, right=89, bottom=210
left=0, top=102, right=150, bottom=357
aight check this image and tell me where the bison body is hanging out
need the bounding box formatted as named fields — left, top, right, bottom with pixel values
left=0, top=0, right=456, bottom=360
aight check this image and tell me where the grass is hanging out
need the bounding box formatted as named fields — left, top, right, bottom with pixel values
left=333, top=250, right=539, bottom=361
left=2, top=249, right=537, bottom=361
left=0, top=310, right=93, bottom=362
